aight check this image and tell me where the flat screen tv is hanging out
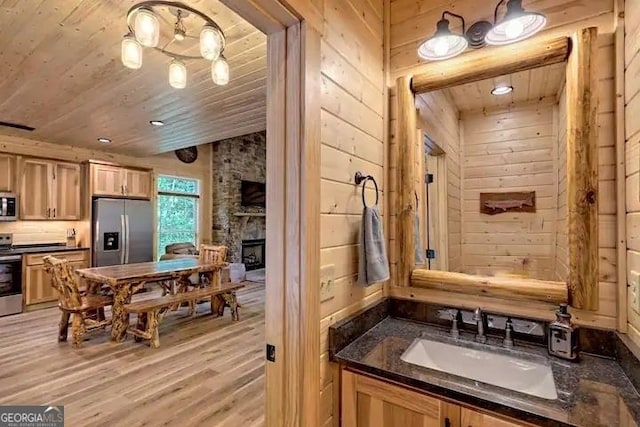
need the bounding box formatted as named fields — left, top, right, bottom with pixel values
left=241, top=180, right=266, bottom=207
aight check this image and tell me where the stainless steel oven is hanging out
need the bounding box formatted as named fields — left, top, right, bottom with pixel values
left=0, top=254, right=22, bottom=316
left=0, top=193, right=17, bottom=221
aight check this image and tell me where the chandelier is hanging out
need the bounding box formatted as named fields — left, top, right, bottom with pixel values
left=121, top=1, right=229, bottom=88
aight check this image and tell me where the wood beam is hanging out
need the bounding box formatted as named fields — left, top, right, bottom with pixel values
left=566, top=27, right=599, bottom=311
left=411, top=269, right=569, bottom=305
left=411, top=36, right=570, bottom=94
left=396, top=76, right=417, bottom=286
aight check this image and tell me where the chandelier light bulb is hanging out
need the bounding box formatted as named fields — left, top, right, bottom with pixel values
left=121, top=34, right=142, bottom=69
left=134, top=7, right=160, bottom=47
left=169, top=60, right=187, bottom=89
left=211, top=56, right=230, bottom=85
left=200, top=24, right=223, bottom=61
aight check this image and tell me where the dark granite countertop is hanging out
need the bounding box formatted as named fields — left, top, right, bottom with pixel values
left=333, top=316, right=640, bottom=427
left=0, top=245, right=89, bottom=256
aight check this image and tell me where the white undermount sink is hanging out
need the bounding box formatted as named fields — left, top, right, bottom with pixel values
left=401, top=338, right=558, bottom=400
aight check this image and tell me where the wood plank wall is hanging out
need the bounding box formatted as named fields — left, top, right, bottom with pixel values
left=460, top=103, right=558, bottom=280
left=415, top=92, right=461, bottom=271
left=388, top=1, right=618, bottom=329
left=0, top=135, right=213, bottom=248
left=556, top=87, right=570, bottom=281
left=624, top=0, right=640, bottom=346
left=319, top=0, right=386, bottom=425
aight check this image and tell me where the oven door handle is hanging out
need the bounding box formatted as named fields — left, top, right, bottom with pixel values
left=0, top=255, right=22, bottom=262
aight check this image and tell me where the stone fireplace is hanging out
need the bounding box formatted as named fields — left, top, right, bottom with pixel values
left=211, top=131, right=266, bottom=263
left=242, top=239, right=266, bottom=271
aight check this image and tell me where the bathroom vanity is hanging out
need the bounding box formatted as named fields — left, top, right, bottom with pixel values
left=330, top=300, right=640, bottom=427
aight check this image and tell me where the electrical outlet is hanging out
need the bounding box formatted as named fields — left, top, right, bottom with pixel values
left=631, top=270, right=640, bottom=313
left=320, top=264, right=335, bottom=303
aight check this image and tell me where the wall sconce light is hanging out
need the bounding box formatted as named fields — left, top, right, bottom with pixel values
left=417, top=1, right=546, bottom=61
left=485, top=0, right=547, bottom=45
left=417, top=11, right=468, bottom=61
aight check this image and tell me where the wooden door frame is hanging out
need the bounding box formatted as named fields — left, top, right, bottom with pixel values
left=220, top=1, right=321, bottom=426
left=394, top=30, right=599, bottom=311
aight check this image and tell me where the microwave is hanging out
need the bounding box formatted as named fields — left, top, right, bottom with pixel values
left=0, top=193, right=17, bottom=221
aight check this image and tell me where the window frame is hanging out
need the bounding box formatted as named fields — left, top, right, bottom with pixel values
left=156, top=174, right=201, bottom=256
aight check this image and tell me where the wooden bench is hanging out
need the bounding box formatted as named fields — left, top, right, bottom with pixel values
left=123, top=282, right=244, bottom=348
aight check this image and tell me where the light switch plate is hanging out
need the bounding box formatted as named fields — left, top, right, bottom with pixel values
left=630, top=270, right=640, bottom=313
left=320, top=264, right=335, bottom=303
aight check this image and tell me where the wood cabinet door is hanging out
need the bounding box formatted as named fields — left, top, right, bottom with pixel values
left=342, top=370, right=458, bottom=427
left=24, top=264, right=55, bottom=305
left=20, top=159, right=52, bottom=220
left=24, top=257, right=88, bottom=306
left=0, top=154, right=15, bottom=192
left=124, top=169, right=152, bottom=199
left=92, top=164, right=125, bottom=196
left=53, top=162, right=81, bottom=220
left=460, top=408, right=525, bottom=427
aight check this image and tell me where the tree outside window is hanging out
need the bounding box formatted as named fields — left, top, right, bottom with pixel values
left=157, top=175, right=199, bottom=258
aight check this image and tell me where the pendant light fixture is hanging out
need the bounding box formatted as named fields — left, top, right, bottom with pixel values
left=211, top=56, right=230, bottom=85
left=418, top=11, right=468, bottom=61
left=122, top=2, right=229, bottom=89
left=134, top=7, right=160, bottom=47
left=169, top=60, right=187, bottom=89
left=485, top=0, right=547, bottom=45
left=121, top=33, right=143, bottom=69
left=200, top=24, right=224, bottom=61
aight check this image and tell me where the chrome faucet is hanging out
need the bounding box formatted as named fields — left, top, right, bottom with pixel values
left=473, top=307, right=488, bottom=344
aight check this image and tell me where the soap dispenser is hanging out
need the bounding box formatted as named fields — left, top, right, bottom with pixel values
left=548, top=303, right=579, bottom=361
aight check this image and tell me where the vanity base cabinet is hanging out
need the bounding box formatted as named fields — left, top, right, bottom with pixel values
left=342, top=370, right=459, bottom=427
left=341, top=370, right=530, bottom=427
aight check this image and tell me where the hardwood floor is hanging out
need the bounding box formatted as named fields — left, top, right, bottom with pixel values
left=0, top=282, right=266, bottom=427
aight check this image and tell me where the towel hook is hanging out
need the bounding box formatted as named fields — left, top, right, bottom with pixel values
left=355, top=171, right=379, bottom=207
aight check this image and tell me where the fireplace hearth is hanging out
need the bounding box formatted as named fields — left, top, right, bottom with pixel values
left=242, top=239, right=266, bottom=271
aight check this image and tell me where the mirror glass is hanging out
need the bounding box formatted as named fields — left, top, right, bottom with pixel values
left=415, top=62, right=568, bottom=281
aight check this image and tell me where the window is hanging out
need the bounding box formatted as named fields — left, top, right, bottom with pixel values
left=157, top=175, right=200, bottom=257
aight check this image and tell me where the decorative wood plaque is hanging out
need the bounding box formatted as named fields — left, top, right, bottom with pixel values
left=480, top=191, right=536, bottom=215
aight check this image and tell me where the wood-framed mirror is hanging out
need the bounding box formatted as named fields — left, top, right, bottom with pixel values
left=394, top=28, right=599, bottom=311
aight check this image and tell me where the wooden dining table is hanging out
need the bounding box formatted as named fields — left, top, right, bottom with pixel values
left=76, top=258, right=226, bottom=342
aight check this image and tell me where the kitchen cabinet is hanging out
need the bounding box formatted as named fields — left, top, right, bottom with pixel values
left=0, top=154, right=15, bottom=192
left=23, top=250, right=89, bottom=306
left=90, top=163, right=152, bottom=199
left=20, top=159, right=81, bottom=220
left=342, top=370, right=530, bottom=427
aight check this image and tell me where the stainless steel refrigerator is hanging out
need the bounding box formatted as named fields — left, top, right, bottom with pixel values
left=92, top=198, right=154, bottom=267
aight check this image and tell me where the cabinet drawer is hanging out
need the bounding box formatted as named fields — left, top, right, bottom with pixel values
left=25, top=250, right=88, bottom=266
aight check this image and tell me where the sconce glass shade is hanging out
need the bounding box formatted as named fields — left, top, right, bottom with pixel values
left=169, top=60, right=187, bottom=89
left=134, top=7, right=160, bottom=47
left=211, top=56, right=229, bottom=85
left=485, top=0, right=546, bottom=45
left=418, top=19, right=468, bottom=61
left=121, top=34, right=142, bottom=69
left=200, top=24, right=224, bottom=61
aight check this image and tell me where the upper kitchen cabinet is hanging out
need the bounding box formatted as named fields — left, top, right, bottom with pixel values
left=89, top=162, right=152, bottom=199
left=20, top=158, right=81, bottom=220
left=0, top=154, right=15, bottom=192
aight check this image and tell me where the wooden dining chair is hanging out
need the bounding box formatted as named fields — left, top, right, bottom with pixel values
left=199, top=244, right=228, bottom=286
left=43, top=256, right=113, bottom=348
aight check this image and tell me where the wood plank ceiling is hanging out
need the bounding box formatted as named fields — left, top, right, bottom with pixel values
left=445, top=62, right=566, bottom=113
left=0, top=0, right=266, bottom=155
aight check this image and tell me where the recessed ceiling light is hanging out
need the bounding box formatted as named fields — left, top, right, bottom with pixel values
left=150, top=120, right=165, bottom=126
left=97, top=137, right=112, bottom=143
left=491, top=85, right=513, bottom=95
